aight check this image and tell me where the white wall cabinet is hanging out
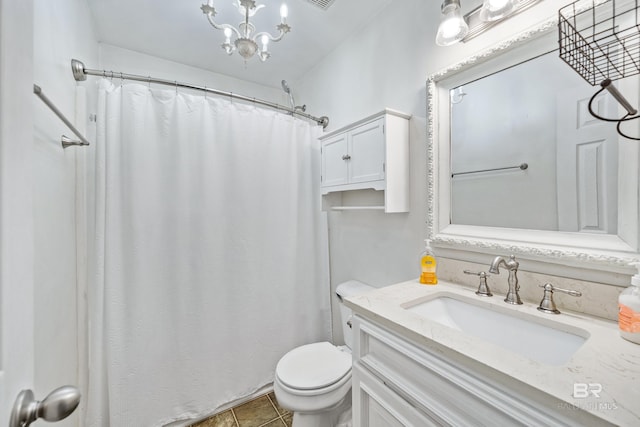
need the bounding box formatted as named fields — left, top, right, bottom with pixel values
left=351, top=315, right=612, bottom=427
left=320, top=109, right=410, bottom=213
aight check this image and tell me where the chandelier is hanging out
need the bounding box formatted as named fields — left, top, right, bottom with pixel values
left=201, top=0, right=291, bottom=62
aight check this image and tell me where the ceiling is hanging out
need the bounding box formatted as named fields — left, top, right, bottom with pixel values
left=86, top=0, right=395, bottom=89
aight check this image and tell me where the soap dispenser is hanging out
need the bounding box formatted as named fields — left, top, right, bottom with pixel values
left=419, top=240, right=438, bottom=285
left=619, top=263, right=640, bottom=344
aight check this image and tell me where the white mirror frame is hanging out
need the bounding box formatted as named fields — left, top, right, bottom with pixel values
left=427, top=18, right=640, bottom=285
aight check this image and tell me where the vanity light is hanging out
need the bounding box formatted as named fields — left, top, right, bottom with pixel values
left=479, top=0, right=516, bottom=22
left=436, top=0, right=542, bottom=46
left=435, top=0, right=469, bottom=46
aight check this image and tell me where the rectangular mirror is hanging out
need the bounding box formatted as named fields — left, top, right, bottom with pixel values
left=450, top=49, right=618, bottom=234
left=427, top=18, right=640, bottom=283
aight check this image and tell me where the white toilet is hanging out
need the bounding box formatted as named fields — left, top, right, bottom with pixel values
left=273, top=280, right=374, bottom=427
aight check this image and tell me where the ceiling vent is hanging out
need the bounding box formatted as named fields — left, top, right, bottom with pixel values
left=304, top=0, right=336, bottom=10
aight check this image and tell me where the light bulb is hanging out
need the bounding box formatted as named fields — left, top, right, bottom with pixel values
left=261, top=34, right=269, bottom=50
left=488, top=0, right=510, bottom=8
left=280, top=4, right=288, bottom=18
left=224, top=27, right=232, bottom=39
left=479, top=0, right=515, bottom=22
left=435, top=0, right=468, bottom=46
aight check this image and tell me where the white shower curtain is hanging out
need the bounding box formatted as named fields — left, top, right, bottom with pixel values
left=85, top=80, right=331, bottom=426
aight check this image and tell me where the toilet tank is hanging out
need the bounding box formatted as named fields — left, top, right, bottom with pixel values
left=335, top=280, right=374, bottom=349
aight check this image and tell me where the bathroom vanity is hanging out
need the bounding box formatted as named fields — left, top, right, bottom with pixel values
left=346, top=280, right=640, bottom=426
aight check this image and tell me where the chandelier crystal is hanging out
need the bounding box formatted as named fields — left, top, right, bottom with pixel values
left=201, top=0, right=291, bottom=62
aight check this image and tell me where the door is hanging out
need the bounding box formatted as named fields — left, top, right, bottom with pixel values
left=1, top=0, right=36, bottom=423
left=349, top=118, right=385, bottom=184
left=557, top=85, right=618, bottom=233
left=321, top=132, right=349, bottom=187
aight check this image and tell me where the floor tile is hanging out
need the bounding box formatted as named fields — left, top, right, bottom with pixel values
left=191, top=410, right=237, bottom=427
left=267, top=392, right=290, bottom=416
left=259, top=419, right=286, bottom=427
left=281, top=412, right=293, bottom=427
left=233, top=395, right=280, bottom=427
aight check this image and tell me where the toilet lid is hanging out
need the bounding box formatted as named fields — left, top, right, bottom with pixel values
left=276, top=342, right=352, bottom=390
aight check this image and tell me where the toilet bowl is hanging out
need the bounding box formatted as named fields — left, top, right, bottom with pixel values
left=273, top=280, right=374, bottom=427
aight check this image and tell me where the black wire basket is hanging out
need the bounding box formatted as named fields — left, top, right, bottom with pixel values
left=559, top=0, right=640, bottom=86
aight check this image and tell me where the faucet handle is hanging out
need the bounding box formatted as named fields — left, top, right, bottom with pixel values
left=464, top=270, right=490, bottom=277
left=464, top=270, right=493, bottom=297
left=537, top=283, right=582, bottom=314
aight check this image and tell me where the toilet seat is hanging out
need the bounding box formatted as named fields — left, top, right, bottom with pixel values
left=276, top=342, right=351, bottom=391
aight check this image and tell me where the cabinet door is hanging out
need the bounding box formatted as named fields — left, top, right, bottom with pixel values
left=349, top=118, right=385, bottom=184
left=321, top=133, right=349, bottom=187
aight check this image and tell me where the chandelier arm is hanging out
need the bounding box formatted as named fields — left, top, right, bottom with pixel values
left=253, top=29, right=286, bottom=43
left=204, top=13, right=241, bottom=39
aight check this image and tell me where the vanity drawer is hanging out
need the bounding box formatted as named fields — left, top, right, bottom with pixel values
left=352, top=315, right=607, bottom=427
left=352, top=362, right=441, bottom=427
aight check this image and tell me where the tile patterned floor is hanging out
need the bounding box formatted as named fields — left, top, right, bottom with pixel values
left=191, top=392, right=292, bottom=427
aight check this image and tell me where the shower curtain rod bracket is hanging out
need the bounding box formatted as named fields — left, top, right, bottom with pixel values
left=71, top=59, right=87, bottom=81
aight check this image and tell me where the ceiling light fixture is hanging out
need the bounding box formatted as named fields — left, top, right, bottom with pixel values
left=435, top=0, right=469, bottom=47
left=201, top=0, right=291, bottom=62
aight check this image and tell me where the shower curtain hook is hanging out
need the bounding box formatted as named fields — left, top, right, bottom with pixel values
left=175, top=81, right=178, bottom=95
left=147, top=76, right=151, bottom=89
left=204, top=85, right=207, bottom=99
left=120, top=72, right=124, bottom=86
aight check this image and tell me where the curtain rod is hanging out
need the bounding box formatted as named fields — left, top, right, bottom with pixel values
left=70, top=59, right=329, bottom=129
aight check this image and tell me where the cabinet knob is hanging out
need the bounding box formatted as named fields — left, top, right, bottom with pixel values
left=342, top=154, right=351, bottom=161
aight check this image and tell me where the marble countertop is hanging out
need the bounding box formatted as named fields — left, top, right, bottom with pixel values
left=345, top=279, right=640, bottom=426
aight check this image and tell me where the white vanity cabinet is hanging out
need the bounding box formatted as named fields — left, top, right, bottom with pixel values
left=320, top=109, right=410, bottom=213
left=351, top=315, right=613, bottom=427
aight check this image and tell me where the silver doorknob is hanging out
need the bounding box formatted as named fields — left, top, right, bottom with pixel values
left=9, top=385, right=81, bottom=427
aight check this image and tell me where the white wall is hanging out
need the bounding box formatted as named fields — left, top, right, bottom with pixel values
left=0, top=0, right=35, bottom=422
left=33, top=1, right=98, bottom=425
left=98, top=43, right=289, bottom=106
left=297, top=1, right=579, bottom=343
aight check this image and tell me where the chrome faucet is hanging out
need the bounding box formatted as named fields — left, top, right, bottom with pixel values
left=488, top=254, right=522, bottom=305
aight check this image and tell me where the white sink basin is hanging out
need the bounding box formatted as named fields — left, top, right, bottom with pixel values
left=403, top=294, right=589, bottom=366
